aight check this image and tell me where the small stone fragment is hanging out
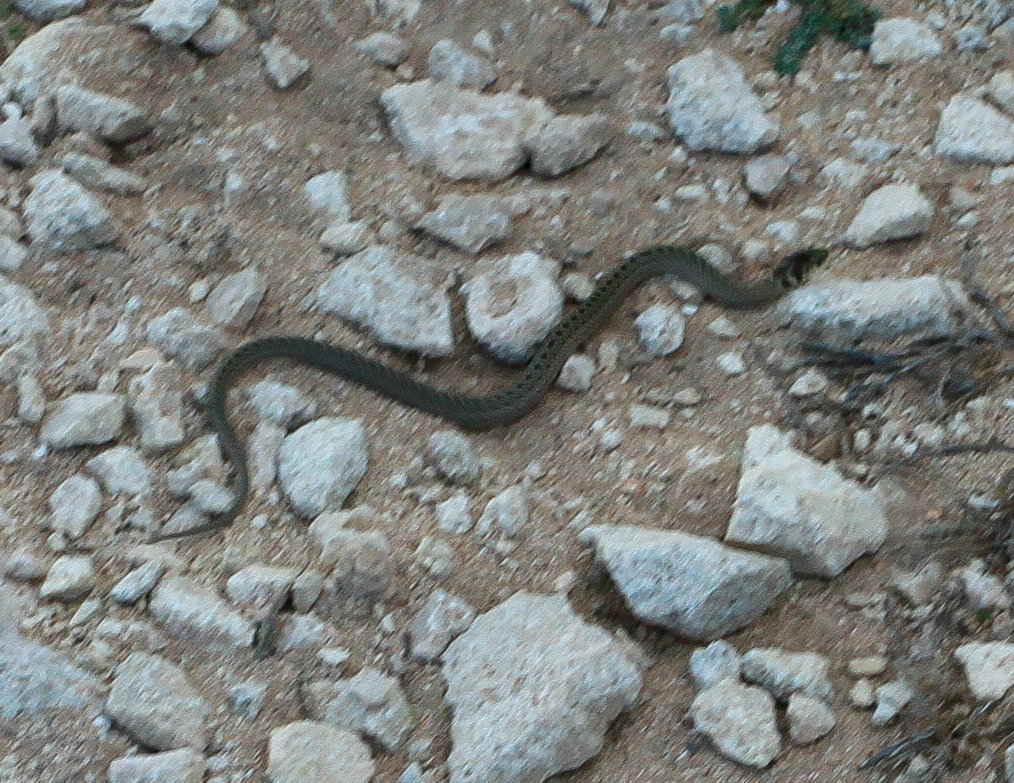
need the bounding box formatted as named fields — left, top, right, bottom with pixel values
left=416, top=193, right=510, bottom=254
left=844, top=183, right=933, bottom=249
left=935, top=94, right=1014, bottom=165
left=0, top=118, right=39, bottom=167
left=277, top=418, right=368, bottom=519
left=48, top=474, right=101, bottom=539
left=871, top=680, right=913, bottom=726
left=435, top=492, right=473, bottom=534
left=442, top=592, right=641, bottom=783
left=25, top=169, right=118, bottom=252
left=727, top=425, right=887, bottom=577
left=355, top=32, right=409, bottom=67
left=149, top=575, right=255, bottom=647
left=635, top=304, right=685, bottom=357
left=110, top=561, right=166, bottom=605
left=955, top=642, right=1014, bottom=700
left=690, top=640, right=742, bottom=689
left=40, top=392, right=126, bottom=448
left=319, top=220, right=371, bottom=255
left=85, top=445, right=152, bottom=496
left=324, top=530, right=395, bottom=601
left=107, top=748, right=205, bottom=783
left=205, top=268, right=266, bottom=329
left=427, top=430, right=481, bottom=485
left=146, top=308, right=227, bottom=371
left=426, top=39, right=497, bottom=89
left=228, top=680, right=268, bottom=719
left=105, top=652, right=210, bottom=751
left=667, top=49, right=779, bottom=153
left=462, top=252, right=563, bottom=363
left=409, top=589, right=476, bottom=661
left=379, top=80, right=554, bottom=181
left=55, top=85, right=152, bottom=143
left=788, top=368, right=829, bottom=397
left=60, top=153, right=147, bottom=195
left=581, top=525, right=792, bottom=640
left=139, top=0, right=218, bottom=44
left=476, top=484, right=528, bottom=537
left=627, top=404, right=670, bottom=429
left=267, top=721, right=374, bottom=783
left=317, top=245, right=454, bottom=356
left=741, top=648, right=833, bottom=701
left=260, top=37, right=310, bottom=89
left=303, top=171, right=350, bottom=221
left=40, top=555, right=96, bottom=601
left=742, top=154, right=790, bottom=200
left=870, top=18, right=942, bottom=64
left=557, top=354, right=595, bottom=391
left=247, top=380, right=316, bottom=427
left=0, top=236, right=27, bottom=273
left=301, top=668, right=413, bottom=751
left=849, top=678, right=876, bottom=708
left=189, top=6, right=247, bottom=55
left=225, top=565, right=299, bottom=608
left=690, top=679, right=780, bottom=767
left=11, top=0, right=85, bottom=20
left=128, top=363, right=187, bottom=453
left=525, top=113, right=610, bottom=177
left=987, top=70, right=1014, bottom=115
left=787, top=693, right=836, bottom=745
left=848, top=655, right=888, bottom=677
left=716, top=351, right=745, bottom=375
left=781, top=275, right=970, bottom=340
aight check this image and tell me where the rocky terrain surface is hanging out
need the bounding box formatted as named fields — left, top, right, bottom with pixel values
left=4, top=0, right=1014, bottom=782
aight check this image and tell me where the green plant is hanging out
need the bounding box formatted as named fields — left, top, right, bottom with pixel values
left=717, top=0, right=881, bottom=75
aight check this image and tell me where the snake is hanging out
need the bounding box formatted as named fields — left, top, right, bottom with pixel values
left=157, top=244, right=828, bottom=540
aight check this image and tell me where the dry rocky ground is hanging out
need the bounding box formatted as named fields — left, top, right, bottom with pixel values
left=5, top=0, right=1014, bottom=782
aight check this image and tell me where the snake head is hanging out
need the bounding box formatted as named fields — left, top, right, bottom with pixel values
left=774, top=247, right=829, bottom=288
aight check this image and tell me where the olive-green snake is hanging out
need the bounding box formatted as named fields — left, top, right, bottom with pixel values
left=158, top=244, right=827, bottom=540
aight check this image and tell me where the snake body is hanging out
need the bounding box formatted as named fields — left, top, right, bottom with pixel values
left=161, top=245, right=827, bottom=539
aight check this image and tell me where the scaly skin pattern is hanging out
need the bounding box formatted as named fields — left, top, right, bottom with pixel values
left=155, top=245, right=827, bottom=540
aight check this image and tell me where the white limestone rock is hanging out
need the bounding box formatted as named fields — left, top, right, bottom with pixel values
left=426, top=39, right=497, bottom=89
left=935, top=94, right=1014, bottom=164
left=844, top=183, right=933, bottom=248
left=580, top=524, right=793, bottom=640
left=139, top=0, right=218, bottom=44
left=267, top=721, right=374, bottom=783
left=955, top=642, right=1014, bottom=700
left=105, top=652, right=210, bottom=751
left=441, top=591, right=641, bottom=783
left=781, top=275, right=971, bottom=340
left=870, top=18, right=942, bottom=64
left=690, top=679, right=780, bottom=767
left=24, top=169, right=118, bottom=252
left=462, top=251, right=563, bottom=363
left=55, top=85, right=152, bottom=144
left=301, top=668, right=413, bottom=751
left=380, top=80, right=554, bottom=181
left=416, top=193, right=511, bottom=254
left=277, top=418, right=368, bottom=519
left=727, top=425, right=887, bottom=577
left=666, top=49, right=779, bottom=153
left=40, top=392, right=126, bottom=448
left=149, top=575, right=255, bottom=647
left=318, top=245, right=454, bottom=356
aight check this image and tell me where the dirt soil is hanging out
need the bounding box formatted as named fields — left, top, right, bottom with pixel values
left=5, top=0, right=1014, bottom=781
